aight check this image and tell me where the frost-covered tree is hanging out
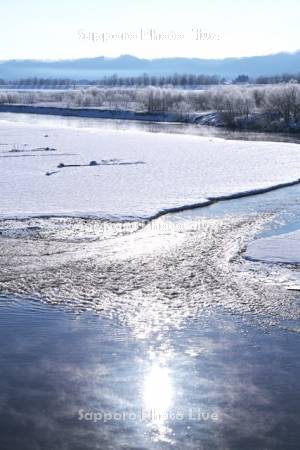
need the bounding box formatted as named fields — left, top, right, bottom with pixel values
left=263, top=84, right=300, bottom=124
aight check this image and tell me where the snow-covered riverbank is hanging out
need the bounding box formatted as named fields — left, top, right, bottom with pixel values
left=0, top=104, right=192, bottom=122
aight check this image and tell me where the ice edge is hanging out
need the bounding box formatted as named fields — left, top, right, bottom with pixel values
left=1, top=178, right=300, bottom=222
left=146, top=178, right=300, bottom=222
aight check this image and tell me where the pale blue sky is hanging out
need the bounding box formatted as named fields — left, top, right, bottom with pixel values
left=1, top=0, right=299, bottom=60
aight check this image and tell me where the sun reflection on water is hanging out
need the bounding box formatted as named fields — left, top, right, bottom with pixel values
left=143, top=364, right=174, bottom=443
left=143, top=365, right=173, bottom=412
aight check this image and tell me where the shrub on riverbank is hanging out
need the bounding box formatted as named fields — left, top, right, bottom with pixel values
left=1, top=83, right=300, bottom=131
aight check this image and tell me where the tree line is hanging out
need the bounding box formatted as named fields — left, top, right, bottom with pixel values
left=0, top=73, right=222, bottom=88
left=1, top=73, right=300, bottom=88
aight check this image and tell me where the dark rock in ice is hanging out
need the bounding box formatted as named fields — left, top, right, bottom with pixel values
left=46, top=171, right=59, bottom=176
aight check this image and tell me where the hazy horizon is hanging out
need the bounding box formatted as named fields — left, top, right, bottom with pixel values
left=2, top=49, right=300, bottom=63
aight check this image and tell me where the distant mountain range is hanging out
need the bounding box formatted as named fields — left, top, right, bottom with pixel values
left=1, top=52, right=300, bottom=80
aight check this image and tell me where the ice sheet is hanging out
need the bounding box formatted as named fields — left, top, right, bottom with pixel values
left=1, top=118, right=300, bottom=219
left=245, top=230, right=300, bottom=264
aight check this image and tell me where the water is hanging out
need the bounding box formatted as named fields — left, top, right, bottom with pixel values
left=172, top=182, right=300, bottom=238
left=1, top=112, right=300, bottom=143
left=0, top=296, right=299, bottom=450
left=1, top=179, right=300, bottom=449
left=1, top=113, right=300, bottom=449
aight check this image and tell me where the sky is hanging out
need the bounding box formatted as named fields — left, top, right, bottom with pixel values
left=1, top=0, right=299, bottom=60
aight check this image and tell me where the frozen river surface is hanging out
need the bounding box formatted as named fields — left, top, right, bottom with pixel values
left=1, top=113, right=300, bottom=219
